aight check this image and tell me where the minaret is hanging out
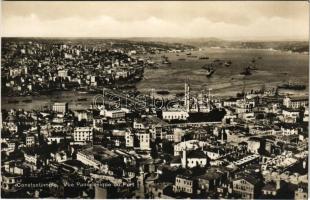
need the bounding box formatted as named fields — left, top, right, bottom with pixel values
left=207, top=88, right=212, bottom=111
left=184, top=79, right=190, bottom=112
left=102, top=88, right=105, bottom=110
left=182, top=142, right=187, bottom=168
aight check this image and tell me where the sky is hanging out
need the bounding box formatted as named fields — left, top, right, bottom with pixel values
left=2, top=1, right=309, bottom=40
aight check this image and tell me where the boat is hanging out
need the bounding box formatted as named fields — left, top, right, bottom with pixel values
left=77, top=98, right=88, bottom=101
left=186, top=52, right=192, bottom=56
left=78, top=91, right=88, bottom=94
left=224, top=60, right=232, bottom=67
left=157, top=90, right=170, bottom=95
left=249, top=66, right=258, bottom=70
left=162, top=56, right=171, bottom=64
left=22, top=99, right=32, bottom=103
left=205, top=67, right=215, bottom=77
left=162, top=60, right=171, bottom=64
left=8, top=100, right=19, bottom=104
left=150, top=65, right=159, bottom=69
left=240, top=67, right=252, bottom=76
left=176, top=92, right=184, bottom=97
left=178, top=58, right=186, bottom=61
left=278, top=82, right=306, bottom=90
left=199, top=56, right=209, bottom=60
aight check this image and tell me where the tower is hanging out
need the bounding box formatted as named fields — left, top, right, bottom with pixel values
left=182, top=143, right=187, bottom=168
left=184, top=79, right=190, bottom=112
left=207, top=88, right=212, bottom=111
left=102, top=88, right=105, bottom=110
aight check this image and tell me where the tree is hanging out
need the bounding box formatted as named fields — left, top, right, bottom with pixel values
left=162, top=141, right=174, bottom=155
left=150, top=141, right=159, bottom=159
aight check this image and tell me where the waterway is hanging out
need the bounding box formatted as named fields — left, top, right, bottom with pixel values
left=2, top=48, right=308, bottom=111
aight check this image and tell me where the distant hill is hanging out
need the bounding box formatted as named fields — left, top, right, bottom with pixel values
left=125, top=37, right=309, bottom=53
left=3, top=37, right=308, bottom=53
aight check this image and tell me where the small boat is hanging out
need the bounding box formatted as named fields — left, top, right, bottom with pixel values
left=176, top=92, right=184, bottom=97
left=206, top=67, right=215, bottom=77
left=22, top=99, right=32, bottom=103
left=278, top=82, right=306, bottom=90
left=224, top=60, right=232, bottom=67
left=77, top=98, right=88, bottom=101
left=162, top=60, right=171, bottom=64
left=240, top=67, right=252, bottom=76
left=249, top=66, right=258, bottom=70
left=199, top=56, right=209, bottom=60
left=186, top=52, right=192, bottom=56
left=8, top=100, right=19, bottom=104
left=156, top=90, right=170, bottom=95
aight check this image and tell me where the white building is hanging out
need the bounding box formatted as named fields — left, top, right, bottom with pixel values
left=173, top=128, right=185, bottom=143
left=101, top=110, right=125, bottom=119
left=303, top=107, right=308, bottom=122
left=58, top=69, right=68, bottom=78
left=24, top=154, right=38, bottom=165
left=281, top=125, right=299, bottom=136
left=174, top=140, right=206, bottom=156
left=283, top=96, right=308, bottom=109
left=73, top=127, right=93, bottom=143
left=182, top=149, right=208, bottom=168
left=138, top=132, right=150, bottom=150
left=26, top=135, right=36, bottom=147
left=52, top=102, right=68, bottom=113
left=282, top=109, right=300, bottom=123
left=77, top=151, right=102, bottom=169
left=125, top=131, right=134, bottom=147
left=173, top=175, right=194, bottom=194
left=162, top=110, right=189, bottom=121
left=247, top=138, right=261, bottom=154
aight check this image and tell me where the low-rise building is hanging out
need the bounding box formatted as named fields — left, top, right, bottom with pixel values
left=162, top=110, right=189, bottom=121
left=52, top=102, right=69, bottom=113
left=73, top=127, right=93, bottom=143
left=232, top=175, right=260, bottom=199
left=173, top=175, right=196, bottom=194
left=283, top=96, right=308, bottom=109
left=294, top=183, right=308, bottom=200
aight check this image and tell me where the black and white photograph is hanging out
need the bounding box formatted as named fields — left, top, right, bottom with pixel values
left=1, top=1, right=309, bottom=199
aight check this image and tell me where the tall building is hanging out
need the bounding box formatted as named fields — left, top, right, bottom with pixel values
left=232, top=175, right=260, bottom=199
left=138, top=132, right=150, bottom=150
left=26, top=135, right=36, bottom=147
